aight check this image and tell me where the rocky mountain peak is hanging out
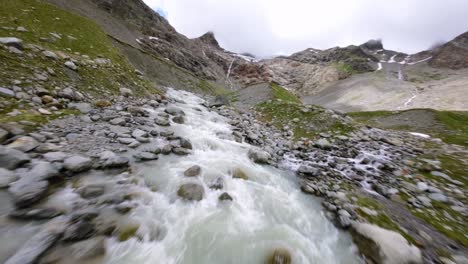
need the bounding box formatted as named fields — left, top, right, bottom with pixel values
left=197, top=31, right=222, bottom=49
left=430, top=31, right=468, bottom=69
left=360, top=39, right=384, bottom=50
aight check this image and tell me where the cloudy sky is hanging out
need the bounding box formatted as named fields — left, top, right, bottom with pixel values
left=143, top=0, right=468, bottom=57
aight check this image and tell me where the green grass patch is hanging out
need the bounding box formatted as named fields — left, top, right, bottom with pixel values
left=256, top=100, right=354, bottom=140
left=270, top=83, right=301, bottom=103
left=349, top=109, right=468, bottom=146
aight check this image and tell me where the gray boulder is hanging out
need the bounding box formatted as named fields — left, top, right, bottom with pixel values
left=7, top=136, right=39, bottom=152
left=177, top=183, right=204, bottom=201
left=64, top=155, right=92, bottom=173
left=0, top=145, right=30, bottom=169
left=5, top=217, right=67, bottom=264
left=0, top=37, right=23, bottom=49
left=165, top=105, right=185, bottom=116
left=184, top=165, right=201, bottom=177
left=350, top=222, right=422, bottom=264
left=64, top=61, right=78, bottom=70
left=248, top=148, right=271, bottom=164
left=68, top=102, right=92, bottom=114
left=0, top=87, right=15, bottom=98
left=133, top=152, right=158, bottom=161
left=0, top=127, right=8, bottom=142
left=297, top=165, right=320, bottom=177
left=119, top=88, right=133, bottom=97
left=9, top=178, right=49, bottom=207
left=0, top=168, right=18, bottom=188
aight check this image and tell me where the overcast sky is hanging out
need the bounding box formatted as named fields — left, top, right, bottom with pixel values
left=143, top=0, right=468, bottom=57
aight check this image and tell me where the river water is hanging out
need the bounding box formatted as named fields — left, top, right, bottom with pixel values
left=106, top=89, right=362, bottom=264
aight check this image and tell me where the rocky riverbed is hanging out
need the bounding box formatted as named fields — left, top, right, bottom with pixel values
left=0, top=87, right=466, bottom=264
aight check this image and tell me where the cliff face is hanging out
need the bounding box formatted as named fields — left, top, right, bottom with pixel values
left=430, top=32, right=468, bottom=69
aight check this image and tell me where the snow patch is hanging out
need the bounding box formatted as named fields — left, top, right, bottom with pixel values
left=376, top=63, right=382, bottom=71
left=388, top=55, right=397, bottom=63
left=403, top=94, right=416, bottom=107
left=149, top=36, right=159, bottom=41
left=409, top=132, right=430, bottom=138
left=407, top=56, right=432, bottom=65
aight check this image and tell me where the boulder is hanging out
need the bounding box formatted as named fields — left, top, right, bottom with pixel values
left=180, top=138, right=193, bottom=149
left=9, top=208, right=62, bottom=220
left=184, top=165, right=201, bottom=177
left=5, top=217, right=67, bottom=264
left=0, top=145, right=30, bottom=169
left=43, top=152, right=68, bottom=162
left=314, top=138, right=332, bottom=149
left=110, top=117, right=126, bottom=126
left=119, top=88, right=133, bottom=97
left=165, top=105, right=185, bottom=116
left=0, top=37, right=23, bottom=50
left=155, top=117, right=170, bottom=126
left=351, top=222, right=422, bottom=264
left=63, top=155, right=92, bottom=173
left=177, top=183, right=204, bottom=201
left=28, top=161, right=60, bottom=181
left=297, top=165, right=320, bottom=177
left=0, top=127, right=8, bottom=142
left=172, top=147, right=190, bottom=155
left=9, top=178, right=49, bottom=208
left=7, top=136, right=39, bottom=152
left=133, top=152, right=158, bottom=161
left=209, top=177, right=224, bottom=190
left=232, top=168, right=248, bottom=180
left=0, top=168, right=18, bottom=188
left=68, top=102, right=92, bottom=114
left=172, top=115, right=185, bottom=124
left=64, top=61, right=78, bottom=70
left=218, top=192, right=233, bottom=201
left=248, top=148, right=271, bottom=164
left=0, top=87, right=15, bottom=98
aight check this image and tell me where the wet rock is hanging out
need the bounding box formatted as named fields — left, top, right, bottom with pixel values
left=63, top=155, right=92, bottom=173
left=127, top=106, right=149, bottom=117
left=184, top=165, right=201, bottom=177
left=119, top=88, right=133, bottom=97
left=78, top=184, right=105, bottom=199
left=99, top=151, right=129, bottom=168
left=9, top=208, right=62, bottom=220
left=41, top=236, right=106, bottom=263
left=350, top=222, right=422, bottom=264
left=161, top=144, right=173, bottom=154
left=165, top=105, right=185, bottom=116
left=4, top=217, right=67, bottom=264
left=7, top=136, right=39, bottom=152
left=219, top=192, right=233, bottom=201
left=248, top=148, right=271, bottom=164
left=0, top=168, right=18, bottom=188
left=297, top=165, right=320, bottom=177
left=133, top=152, right=158, bottom=161
left=232, top=168, right=249, bottom=180
left=177, top=183, right=204, bottom=201
left=63, top=220, right=95, bottom=242
left=155, top=117, right=170, bottom=126
left=172, top=115, right=185, bottom=124
left=180, top=138, right=193, bottom=149
left=0, top=87, right=15, bottom=98
left=172, top=147, right=190, bottom=155
left=209, top=177, right=224, bottom=190
left=267, top=248, right=292, bottom=264
left=8, top=178, right=49, bottom=207
left=117, top=222, right=140, bottom=241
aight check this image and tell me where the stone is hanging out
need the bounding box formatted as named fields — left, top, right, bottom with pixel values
left=184, top=165, right=201, bottom=177
left=416, top=182, right=429, bottom=192
left=232, top=168, right=248, bottom=180
left=29, top=162, right=60, bottom=181
left=351, top=222, right=422, bottom=264
left=117, top=138, right=136, bottom=145
left=267, top=248, right=291, bottom=264
left=133, top=152, right=158, bottom=161
left=9, top=208, right=62, bottom=220
left=315, top=138, right=332, bottom=149
left=0, top=145, right=30, bottom=169
left=68, top=102, right=92, bottom=113
left=4, top=217, right=67, bottom=264
left=0, top=37, right=23, bottom=49
left=297, top=165, right=320, bottom=177
left=42, top=50, right=58, bottom=60
left=209, top=177, right=224, bottom=190
left=63, top=220, right=95, bottom=241
left=180, top=138, right=193, bottom=149
left=218, top=192, right=233, bottom=201
left=248, top=148, right=271, bottom=164
left=110, top=118, right=126, bottom=126
left=177, top=183, right=204, bottom=201
left=9, top=178, right=49, bottom=208
left=78, top=184, right=105, bottom=199
left=64, top=155, right=92, bottom=173
left=132, top=129, right=147, bottom=138
left=43, top=152, right=68, bottom=162
left=41, top=95, right=54, bottom=104
left=172, top=115, right=185, bottom=124
left=0, top=127, right=8, bottom=143
left=119, top=88, right=133, bottom=97
left=428, top=193, right=448, bottom=203
left=0, top=168, right=18, bottom=188
left=155, top=117, right=170, bottom=126
left=0, top=87, right=15, bottom=97
left=172, top=147, right=190, bottom=155
left=165, top=105, right=185, bottom=116
left=64, top=61, right=78, bottom=70
left=161, top=144, right=172, bottom=154
left=7, top=136, right=39, bottom=152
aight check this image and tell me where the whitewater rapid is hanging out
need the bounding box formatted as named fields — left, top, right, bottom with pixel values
left=105, top=89, right=362, bottom=264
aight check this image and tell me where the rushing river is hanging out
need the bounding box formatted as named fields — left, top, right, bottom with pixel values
left=106, top=89, right=361, bottom=264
